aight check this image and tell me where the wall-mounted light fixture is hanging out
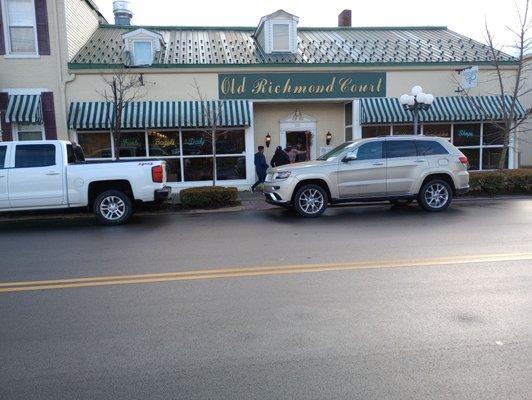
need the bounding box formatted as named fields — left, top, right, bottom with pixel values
left=326, top=131, right=332, bottom=145
left=265, top=133, right=271, bottom=148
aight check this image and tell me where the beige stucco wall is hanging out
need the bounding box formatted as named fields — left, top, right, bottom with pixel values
left=65, top=0, right=100, bottom=60
left=253, top=102, right=345, bottom=162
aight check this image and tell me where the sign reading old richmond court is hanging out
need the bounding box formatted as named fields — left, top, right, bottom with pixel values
left=218, top=72, right=386, bottom=100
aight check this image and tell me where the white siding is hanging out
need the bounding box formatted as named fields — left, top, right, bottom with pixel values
left=65, top=0, right=99, bottom=60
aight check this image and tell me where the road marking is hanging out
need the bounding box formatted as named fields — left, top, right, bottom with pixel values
left=0, top=252, right=531, bottom=293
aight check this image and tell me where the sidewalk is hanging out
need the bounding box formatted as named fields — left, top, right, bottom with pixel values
left=0, top=192, right=529, bottom=223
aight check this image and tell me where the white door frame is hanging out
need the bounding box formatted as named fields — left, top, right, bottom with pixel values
left=279, top=110, right=317, bottom=160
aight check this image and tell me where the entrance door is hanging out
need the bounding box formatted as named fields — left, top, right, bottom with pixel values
left=286, top=131, right=311, bottom=162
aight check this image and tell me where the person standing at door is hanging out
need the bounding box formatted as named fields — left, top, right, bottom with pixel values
left=251, top=146, right=269, bottom=192
left=270, top=146, right=290, bottom=167
left=287, top=145, right=307, bottom=163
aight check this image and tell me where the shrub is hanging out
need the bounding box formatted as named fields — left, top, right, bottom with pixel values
left=468, top=169, right=532, bottom=195
left=179, top=186, right=239, bottom=209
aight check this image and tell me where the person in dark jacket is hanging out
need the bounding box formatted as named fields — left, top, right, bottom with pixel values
left=270, top=146, right=291, bottom=167
left=251, top=146, right=269, bottom=192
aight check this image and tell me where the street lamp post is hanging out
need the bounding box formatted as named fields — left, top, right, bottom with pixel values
left=399, top=86, right=434, bottom=135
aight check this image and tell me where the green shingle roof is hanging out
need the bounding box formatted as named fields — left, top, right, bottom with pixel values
left=70, top=25, right=515, bottom=68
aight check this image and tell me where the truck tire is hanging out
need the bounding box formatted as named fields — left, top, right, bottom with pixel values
left=418, top=179, right=453, bottom=212
left=94, top=190, right=133, bottom=225
left=293, top=184, right=328, bottom=217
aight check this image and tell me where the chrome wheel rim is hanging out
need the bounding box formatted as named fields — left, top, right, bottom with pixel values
left=100, top=196, right=126, bottom=220
left=299, top=188, right=324, bottom=214
left=424, top=183, right=449, bottom=209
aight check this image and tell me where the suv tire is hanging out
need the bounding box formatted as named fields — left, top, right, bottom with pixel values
left=293, top=184, right=328, bottom=217
left=94, top=190, right=134, bottom=225
left=418, top=179, right=453, bottom=212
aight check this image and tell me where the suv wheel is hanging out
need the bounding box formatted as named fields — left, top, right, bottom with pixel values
left=418, top=179, right=453, bottom=212
left=94, top=190, right=133, bottom=225
left=293, top=184, right=328, bottom=217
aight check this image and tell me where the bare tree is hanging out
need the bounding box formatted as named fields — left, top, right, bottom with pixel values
left=190, top=79, right=231, bottom=186
left=98, top=69, right=144, bottom=160
left=459, top=0, right=531, bottom=169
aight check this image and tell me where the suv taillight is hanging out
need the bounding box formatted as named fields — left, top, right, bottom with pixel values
left=459, top=156, right=469, bottom=166
left=152, top=165, right=163, bottom=183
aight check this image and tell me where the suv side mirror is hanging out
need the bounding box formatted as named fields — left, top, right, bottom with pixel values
left=342, top=154, right=357, bottom=162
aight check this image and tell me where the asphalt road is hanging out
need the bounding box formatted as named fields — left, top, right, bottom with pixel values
left=0, top=198, right=531, bottom=399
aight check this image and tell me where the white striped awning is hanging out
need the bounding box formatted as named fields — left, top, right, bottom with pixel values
left=360, top=95, right=526, bottom=124
left=6, top=94, right=43, bottom=124
left=68, top=100, right=252, bottom=129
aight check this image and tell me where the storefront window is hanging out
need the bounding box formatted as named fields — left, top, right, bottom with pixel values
left=345, top=127, right=353, bottom=141
left=482, top=123, right=506, bottom=145
left=182, top=130, right=211, bottom=155
left=362, top=125, right=390, bottom=138
left=117, top=131, right=146, bottom=158
left=216, top=129, right=245, bottom=154
left=422, top=124, right=451, bottom=138
left=453, top=124, right=480, bottom=146
left=164, top=158, right=182, bottom=182
left=392, top=125, right=412, bottom=135
left=460, top=148, right=480, bottom=170
left=482, top=148, right=508, bottom=170
left=344, top=102, right=353, bottom=126
left=183, top=157, right=213, bottom=181
left=148, top=130, right=180, bottom=156
left=216, top=156, right=246, bottom=180
left=78, top=131, right=112, bottom=158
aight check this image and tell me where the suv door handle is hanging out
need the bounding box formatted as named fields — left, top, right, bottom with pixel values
left=45, top=171, right=60, bottom=176
left=414, top=160, right=426, bottom=163
left=372, top=162, right=384, bottom=166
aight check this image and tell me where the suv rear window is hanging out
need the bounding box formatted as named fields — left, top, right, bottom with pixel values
left=386, top=140, right=417, bottom=158
left=15, top=144, right=56, bottom=168
left=416, top=140, right=449, bottom=156
left=0, top=146, right=6, bottom=168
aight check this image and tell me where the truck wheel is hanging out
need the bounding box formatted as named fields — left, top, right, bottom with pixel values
left=418, top=179, right=453, bottom=212
left=293, top=184, right=328, bottom=217
left=94, top=190, right=133, bottom=225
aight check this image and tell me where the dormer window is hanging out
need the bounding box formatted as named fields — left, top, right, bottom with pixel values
left=122, top=28, right=163, bottom=67
left=132, top=41, right=152, bottom=66
left=272, top=23, right=289, bottom=52
left=254, top=9, right=298, bottom=55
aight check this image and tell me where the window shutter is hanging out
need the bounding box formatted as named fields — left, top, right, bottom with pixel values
left=0, top=93, right=13, bottom=141
left=34, top=0, right=50, bottom=55
left=41, top=92, right=57, bottom=139
left=0, top=2, right=5, bottom=55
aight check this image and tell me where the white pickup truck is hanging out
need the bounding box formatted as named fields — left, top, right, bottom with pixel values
left=0, top=140, right=171, bottom=225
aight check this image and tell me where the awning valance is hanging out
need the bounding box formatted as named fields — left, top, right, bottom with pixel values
left=6, top=94, right=43, bottom=124
left=360, top=95, right=526, bottom=124
left=68, top=100, right=252, bottom=130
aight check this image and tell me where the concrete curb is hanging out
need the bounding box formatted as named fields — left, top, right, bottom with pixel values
left=0, top=195, right=529, bottom=223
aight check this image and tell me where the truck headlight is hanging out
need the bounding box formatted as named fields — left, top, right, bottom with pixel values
left=275, top=171, right=291, bottom=180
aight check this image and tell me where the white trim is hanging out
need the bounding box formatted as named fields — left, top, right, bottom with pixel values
left=244, top=102, right=255, bottom=185
left=279, top=110, right=317, bottom=160
left=352, top=100, right=362, bottom=139
left=1, top=0, right=39, bottom=56
left=13, top=123, right=44, bottom=141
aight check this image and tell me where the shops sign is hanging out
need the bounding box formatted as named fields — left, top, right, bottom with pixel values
left=218, top=72, right=386, bottom=100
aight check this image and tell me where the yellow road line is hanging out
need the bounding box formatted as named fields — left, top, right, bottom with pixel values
left=0, top=252, right=530, bottom=293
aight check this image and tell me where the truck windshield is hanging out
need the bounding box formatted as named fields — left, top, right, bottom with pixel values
left=317, top=142, right=356, bottom=161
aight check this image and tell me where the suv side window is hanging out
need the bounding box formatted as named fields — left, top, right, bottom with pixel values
left=0, top=146, right=6, bottom=169
left=15, top=145, right=56, bottom=168
left=386, top=140, right=417, bottom=158
left=355, top=141, right=383, bottom=160
left=416, top=140, right=449, bottom=156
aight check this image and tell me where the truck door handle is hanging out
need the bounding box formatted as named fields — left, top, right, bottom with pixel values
left=45, top=171, right=60, bottom=175
left=372, top=162, right=384, bottom=166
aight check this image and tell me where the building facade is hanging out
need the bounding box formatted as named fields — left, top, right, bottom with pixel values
left=1, top=3, right=528, bottom=190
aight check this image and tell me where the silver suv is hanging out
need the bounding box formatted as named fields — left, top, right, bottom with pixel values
left=263, top=136, right=470, bottom=217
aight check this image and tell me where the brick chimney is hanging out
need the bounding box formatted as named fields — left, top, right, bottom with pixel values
left=338, top=9, right=352, bottom=27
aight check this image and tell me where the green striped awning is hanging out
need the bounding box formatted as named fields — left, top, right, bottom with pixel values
left=6, top=94, right=43, bottom=124
left=360, top=95, right=526, bottom=124
left=68, top=100, right=252, bottom=129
